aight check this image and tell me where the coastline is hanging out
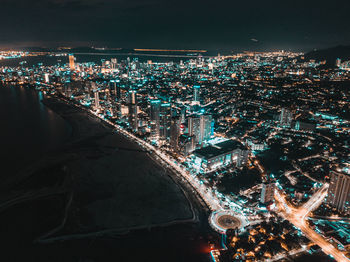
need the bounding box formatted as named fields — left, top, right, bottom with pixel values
left=38, top=94, right=210, bottom=239
left=0, top=86, right=216, bottom=261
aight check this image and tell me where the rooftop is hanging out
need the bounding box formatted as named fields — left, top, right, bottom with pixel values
left=193, top=139, right=244, bottom=159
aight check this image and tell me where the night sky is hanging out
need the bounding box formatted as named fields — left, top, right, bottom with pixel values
left=1, top=0, right=349, bottom=51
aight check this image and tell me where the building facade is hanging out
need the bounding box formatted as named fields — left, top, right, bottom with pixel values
left=261, top=183, right=275, bottom=204
left=192, top=140, right=248, bottom=172
left=328, top=171, right=350, bottom=214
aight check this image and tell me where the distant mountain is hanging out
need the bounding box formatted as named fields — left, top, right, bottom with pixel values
left=304, top=45, right=350, bottom=67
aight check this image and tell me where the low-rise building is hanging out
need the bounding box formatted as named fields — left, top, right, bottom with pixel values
left=192, top=139, right=248, bottom=172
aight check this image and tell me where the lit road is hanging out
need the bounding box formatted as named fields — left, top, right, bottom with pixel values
left=59, top=96, right=257, bottom=234
left=275, top=184, right=350, bottom=262
left=67, top=100, right=223, bottom=211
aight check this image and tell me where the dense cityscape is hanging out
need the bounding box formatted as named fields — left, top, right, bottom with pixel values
left=1, top=48, right=350, bottom=261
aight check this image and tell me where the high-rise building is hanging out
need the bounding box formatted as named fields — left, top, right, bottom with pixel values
left=199, top=114, right=213, bottom=144
left=170, top=116, right=181, bottom=150
left=279, top=108, right=292, bottom=128
left=188, top=115, right=201, bottom=145
left=111, top=58, right=117, bottom=70
left=260, top=182, right=275, bottom=204
left=69, top=54, right=75, bottom=71
left=44, top=73, right=50, bottom=83
left=188, top=114, right=212, bottom=146
left=160, top=102, right=171, bottom=140
left=128, top=90, right=138, bottom=131
left=193, top=85, right=200, bottom=105
left=150, top=99, right=161, bottom=140
left=328, top=171, right=350, bottom=214
left=336, top=58, right=342, bottom=67
left=111, top=80, right=121, bottom=100
left=180, top=106, right=187, bottom=123
left=94, top=91, right=100, bottom=109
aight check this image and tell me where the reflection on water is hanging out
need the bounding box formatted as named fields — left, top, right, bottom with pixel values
left=0, top=85, right=71, bottom=176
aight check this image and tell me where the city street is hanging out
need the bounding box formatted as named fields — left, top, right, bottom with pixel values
left=275, top=184, right=350, bottom=262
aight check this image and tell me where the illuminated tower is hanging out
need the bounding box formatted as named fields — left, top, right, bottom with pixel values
left=69, top=54, right=75, bottom=71
left=260, top=182, right=275, bottom=204
left=128, top=90, right=138, bottom=131
left=188, top=115, right=201, bottom=145
left=150, top=99, right=161, bottom=140
left=111, top=58, right=117, bottom=70
left=336, top=58, right=342, bottom=67
left=328, top=171, right=350, bottom=214
left=279, top=108, right=292, bottom=128
left=170, top=116, right=181, bottom=151
left=180, top=106, right=186, bottom=123
left=44, top=73, right=50, bottom=83
left=160, top=102, right=171, bottom=140
left=94, top=91, right=100, bottom=109
left=199, top=114, right=213, bottom=144
left=111, top=80, right=121, bottom=100
left=193, top=85, right=200, bottom=105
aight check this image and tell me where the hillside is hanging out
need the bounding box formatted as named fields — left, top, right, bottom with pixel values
left=304, top=45, right=350, bottom=67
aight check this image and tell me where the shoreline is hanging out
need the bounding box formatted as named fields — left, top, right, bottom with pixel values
left=44, top=94, right=210, bottom=210
left=0, top=85, right=217, bottom=262
left=38, top=94, right=211, bottom=240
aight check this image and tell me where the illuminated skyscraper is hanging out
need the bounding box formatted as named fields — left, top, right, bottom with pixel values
left=279, top=108, right=292, bottom=128
left=160, top=102, right=171, bottom=140
left=188, top=115, right=201, bottom=145
left=150, top=99, right=161, bottom=140
left=180, top=106, right=186, bottom=123
left=328, top=171, right=350, bottom=214
left=193, top=85, right=200, bottom=105
left=199, top=114, right=213, bottom=144
left=94, top=91, right=100, bottom=109
left=336, top=58, right=342, bottom=67
left=170, top=116, right=181, bottom=151
left=110, top=58, right=117, bottom=70
left=128, top=90, right=138, bottom=131
left=111, top=80, right=121, bottom=100
left=188, top=114, right=212, bottom=146
left=260, top=182, right=275, bottom=204
left=69, top=54, right=75, bottom=71
left=44, top=73, right=50, bottom=83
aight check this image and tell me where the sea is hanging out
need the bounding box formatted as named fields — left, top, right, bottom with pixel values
left=0, top=55, right=215, bottom=261
left=0, top=85, right=71, bottom=176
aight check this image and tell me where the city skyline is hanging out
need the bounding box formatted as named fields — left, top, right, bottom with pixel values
left=1, top=1, right=350, bottom=260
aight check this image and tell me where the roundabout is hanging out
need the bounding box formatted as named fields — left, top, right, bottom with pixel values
left=209, top=210, right=247, bottom=234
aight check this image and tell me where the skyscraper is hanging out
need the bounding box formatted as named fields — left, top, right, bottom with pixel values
left=328, top=171, right=350, bottom=214
left=170, top=116, right=181, bottom=151
left=150, top=99, right=161, bottom=140
left=188, top=115, right=201, bottom=145
left=260, top=182, right=275, bottom=204
left=111, top=80, right=121, bottom=100
left=279, top=108, right=292, bottom=128
left=94, top=91, right=100, bottom=109
left=128, top=90, right=138, bottom=131
left=69, top=54, right=75, bottom=71
left=160, top=102, right=171, bottom=140
left=180, top=106, right=186, bottom=123
left=193, top=85, right=200, bottom=105
left=336, top=58, right=342, bottom=67
left=44, top=73, right=50, bottom=83
left=199, top=114, right=213, bottom=144
left=111, top=58, right=117, bottom=70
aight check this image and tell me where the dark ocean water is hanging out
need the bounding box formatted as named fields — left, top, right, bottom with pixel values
left=0, top=84, right=214, bottom=262
left=0, top=85, right=71, bottom=175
